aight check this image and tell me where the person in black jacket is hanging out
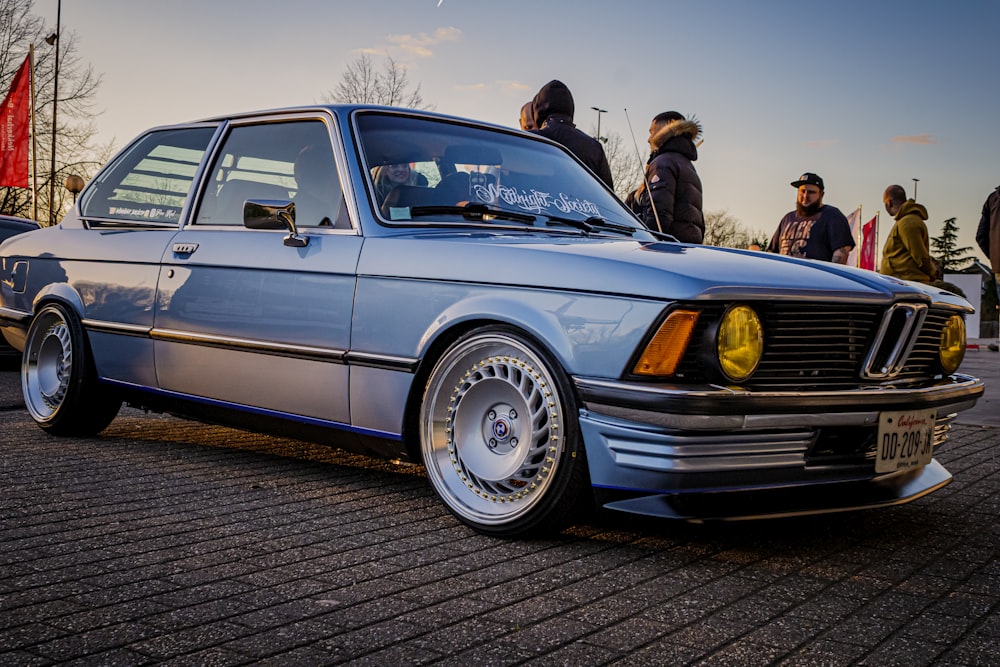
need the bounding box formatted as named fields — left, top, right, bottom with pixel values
left=626, top=111, right=704, bottom=243
left=530, top=80, right=613, bottom=189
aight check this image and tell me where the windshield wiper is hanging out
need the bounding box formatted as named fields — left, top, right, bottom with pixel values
left=642, top=228, right=680, bottom=242
left=401, top=204, right=635, bottom=237
left=542, top=214, right=636, bottom=236
left=406, top=203, right=537, bottom=224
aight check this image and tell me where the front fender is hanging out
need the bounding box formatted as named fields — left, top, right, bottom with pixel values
left=352, top=277, right=665, bottom=379
left=416, top=291, right=580, bottom=372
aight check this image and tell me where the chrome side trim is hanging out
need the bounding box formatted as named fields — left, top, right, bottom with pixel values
left=0, top=306, right=31, bottom=326
left=82, top=319, right=152, bottom=337
left=82, top=324, right=422, bottom=371
left=344, top=351, right=420, bottom=372
left=150, top=327, right=347, bottom=362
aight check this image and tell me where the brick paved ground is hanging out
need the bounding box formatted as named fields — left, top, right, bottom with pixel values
left=1, top=402, right=998, bottom=665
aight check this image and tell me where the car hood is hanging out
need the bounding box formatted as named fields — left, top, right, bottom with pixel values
left=359, top=232, right=969, bottom=308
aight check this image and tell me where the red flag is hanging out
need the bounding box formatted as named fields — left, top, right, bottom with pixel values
left=0, top=55, right=31, bottom=188
left=860, top=216, right=877, bottom=270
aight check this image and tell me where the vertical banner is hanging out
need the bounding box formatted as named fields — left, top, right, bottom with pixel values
left=0, top=55, right=32, bottom=188
left=860, top=215, right=878, bottom=270
left=845, top=206, right=862, bottom=267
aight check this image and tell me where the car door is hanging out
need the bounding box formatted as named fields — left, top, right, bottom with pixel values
left=152, top=116, right=361, bottom=425
left=68, top=125, right=219, bottom=387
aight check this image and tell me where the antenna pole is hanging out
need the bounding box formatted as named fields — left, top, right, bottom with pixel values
left=624, top=108, right=663, bottom=235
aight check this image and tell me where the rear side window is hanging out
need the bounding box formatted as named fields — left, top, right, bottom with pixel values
left=81, top=128, right=216, bottom=225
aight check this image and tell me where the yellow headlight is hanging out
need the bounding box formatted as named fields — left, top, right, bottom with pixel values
left=939, top=314, right=965, bottom=373
left=717, top=305, right=763, bottom=382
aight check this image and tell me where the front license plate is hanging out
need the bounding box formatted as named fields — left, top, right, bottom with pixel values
left=875, top=408, right=937, bottom=473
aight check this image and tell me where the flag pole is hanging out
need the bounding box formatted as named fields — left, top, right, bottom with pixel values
left=29, top=44, right=38, bottom=223
left=856, top=204, right=862, bottom=267
left=875, top=211, right=880, bottom=270
left=48, top=0, right=61, bottom=226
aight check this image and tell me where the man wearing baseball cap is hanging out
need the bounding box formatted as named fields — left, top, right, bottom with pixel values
left=767, top=172, right=855, bottom=263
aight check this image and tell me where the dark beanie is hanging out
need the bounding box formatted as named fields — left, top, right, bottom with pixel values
left=532, top=80, right=575, bottom=126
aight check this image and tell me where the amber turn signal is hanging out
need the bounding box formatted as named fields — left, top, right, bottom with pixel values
left=633, top=310, right=700, bottom=377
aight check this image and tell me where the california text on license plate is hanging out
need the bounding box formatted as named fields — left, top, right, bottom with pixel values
left=875, top=408, right=937, bottom=473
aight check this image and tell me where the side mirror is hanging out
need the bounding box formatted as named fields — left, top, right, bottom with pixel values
left=243, top=199, right=309, bottom=248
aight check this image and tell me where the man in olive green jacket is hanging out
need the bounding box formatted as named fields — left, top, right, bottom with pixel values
left=880, top=184, right=939, bottom=284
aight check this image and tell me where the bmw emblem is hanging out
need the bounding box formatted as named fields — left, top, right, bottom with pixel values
left=492, top=417, right=511, bottom=441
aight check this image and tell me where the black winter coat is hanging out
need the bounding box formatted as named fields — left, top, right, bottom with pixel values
left=627, top=119, right=704, bottom=243
left=529, top=80, right=614, bottom=189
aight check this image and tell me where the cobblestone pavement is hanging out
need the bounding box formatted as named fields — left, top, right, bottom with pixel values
left=0, top=377, right=997, bottom=665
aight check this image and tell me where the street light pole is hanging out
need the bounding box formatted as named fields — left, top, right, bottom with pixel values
left=47, top=0, right=61, bottom=226
left=912, top=178, right=919, bottom=200
left=64, top=174, right=84, bottom=204
left=590, top=106, right=607, bottom=142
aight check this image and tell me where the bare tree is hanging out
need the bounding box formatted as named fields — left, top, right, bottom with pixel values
left=0, top=0, right=109, bottom=223
left=325, top=53, right=430, bottom=109
left=594, top=129, right=643, bottom=201
left=703, top=209, right=769, bottom=249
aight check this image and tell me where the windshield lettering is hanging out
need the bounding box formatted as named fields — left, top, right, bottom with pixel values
left=474, top=182, right=600, bottom=217
left=552, top=192, right=600, bottom=217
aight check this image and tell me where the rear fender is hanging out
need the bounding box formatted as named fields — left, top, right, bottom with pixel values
left=32, top=282, right=86, bottom=321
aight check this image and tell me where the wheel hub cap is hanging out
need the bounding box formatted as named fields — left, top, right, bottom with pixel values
left=38, top=323, right=72, bottom=410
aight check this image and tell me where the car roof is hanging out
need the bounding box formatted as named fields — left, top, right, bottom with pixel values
left=185, top=104, right=522, bottom=135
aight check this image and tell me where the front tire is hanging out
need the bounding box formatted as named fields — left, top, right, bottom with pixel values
left=22, top=303, right=121, bottom=436
left=419, top=326, right=589, bottom=536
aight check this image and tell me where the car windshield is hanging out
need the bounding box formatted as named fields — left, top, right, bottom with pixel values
left=356, top=112, right=644, bottom=235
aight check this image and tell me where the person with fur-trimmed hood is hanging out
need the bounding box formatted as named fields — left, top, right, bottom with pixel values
left=530, top=80, right=613, bottom=189
left=626, top=111, right=705, bottom=243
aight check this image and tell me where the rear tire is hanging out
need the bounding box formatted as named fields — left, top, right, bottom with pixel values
left=22, top=303, right=121, bottom=436
left=419, top=326, right=590, bottom=536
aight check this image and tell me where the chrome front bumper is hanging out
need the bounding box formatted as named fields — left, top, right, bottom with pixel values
left=574, top=373, right=984, bottom=520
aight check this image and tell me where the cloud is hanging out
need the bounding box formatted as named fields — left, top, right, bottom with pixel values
left=891, top=133, right=937, bottom=145
left=496, top=80, right=532, bottom=92
left=802, top=139, right=838, bottom=149
left=451, top=80, right=533, bottom=96
left=386, top=26, right=461, bottom=57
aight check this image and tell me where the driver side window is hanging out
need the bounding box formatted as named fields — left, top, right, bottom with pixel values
left=195, top=120, right=347, bottom=228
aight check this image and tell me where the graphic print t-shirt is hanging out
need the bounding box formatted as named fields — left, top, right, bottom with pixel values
left=768, top=205, right=854, bottom=261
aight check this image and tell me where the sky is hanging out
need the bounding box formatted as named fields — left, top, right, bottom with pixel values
left=35, top=0, right=1000, bottom=261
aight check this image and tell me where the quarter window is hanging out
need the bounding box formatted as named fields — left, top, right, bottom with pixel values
left=81, top=128, right=216, bottom=225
